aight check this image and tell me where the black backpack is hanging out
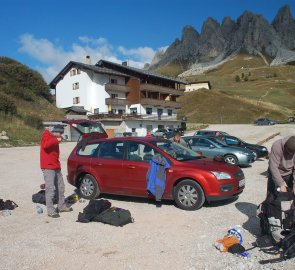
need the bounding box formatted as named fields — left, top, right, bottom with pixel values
left=257, top=192, right=295, bottom=236
left=0, top=199, right=18, bottom=210
left=259, top=228, right=295, bottom=264
left=93, top=207, right=134, bottom=227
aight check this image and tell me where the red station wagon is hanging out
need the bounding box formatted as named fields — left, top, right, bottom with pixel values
left=67, top=137, right=245, bottom=210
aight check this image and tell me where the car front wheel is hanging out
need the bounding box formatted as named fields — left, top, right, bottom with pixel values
left=174, top=180, right=205, bottom=211
left=78, top=174, right=100, bottom=199
left=224, top=154, right=238, bottom=165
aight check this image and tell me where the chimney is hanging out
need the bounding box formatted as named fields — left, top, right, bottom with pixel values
left=85, top=55, right=91, bottom=65
left=122, top=61, right=128, bottom=66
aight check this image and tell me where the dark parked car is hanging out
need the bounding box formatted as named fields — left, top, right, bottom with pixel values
left=254, top=118, right=276, bottom=126
left=67, top=137, right=245, bottom=211
left=183, top=136, right=254, bottom=166
left=218, top=135, right=268, bottom=160
left=194, top=130, right=229, bottom=136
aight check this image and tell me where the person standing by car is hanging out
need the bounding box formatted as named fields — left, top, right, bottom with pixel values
left=40, top=125, right=72, bottom=218
left=267, top=136, right=295, bottom=197
left=170, top=130, right=188, bottom=147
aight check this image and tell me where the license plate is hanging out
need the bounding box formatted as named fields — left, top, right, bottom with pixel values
left=239, top=179, right=245, bottom=187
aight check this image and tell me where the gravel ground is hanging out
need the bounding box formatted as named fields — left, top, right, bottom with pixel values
left=0, top=124, right=295, bottom=270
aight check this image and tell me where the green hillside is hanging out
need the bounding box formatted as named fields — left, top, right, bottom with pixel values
left=0, top=57, right=65, bottom=147
left=155, top=54, right=295, bottom=123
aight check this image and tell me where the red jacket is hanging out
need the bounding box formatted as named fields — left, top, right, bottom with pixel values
left=40, top=130, right=61, bottom=170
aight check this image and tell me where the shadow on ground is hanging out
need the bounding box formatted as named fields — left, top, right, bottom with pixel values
left=235, top=202, right=261, bottom=237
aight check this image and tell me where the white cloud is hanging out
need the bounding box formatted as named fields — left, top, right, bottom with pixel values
left=18, top=34, right=158, bottom=83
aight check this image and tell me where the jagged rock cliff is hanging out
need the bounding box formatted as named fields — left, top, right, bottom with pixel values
left=149, top=5, right=295, bottom=75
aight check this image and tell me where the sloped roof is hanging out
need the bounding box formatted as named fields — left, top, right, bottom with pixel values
left=96, top=60, right=187, bottom=85
left=49, top=61, right=130, bottom=88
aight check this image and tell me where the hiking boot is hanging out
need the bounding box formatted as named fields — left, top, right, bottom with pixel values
left=48, top=212, right=60, bottom=218
left=58, top=207, right=73, bottom=213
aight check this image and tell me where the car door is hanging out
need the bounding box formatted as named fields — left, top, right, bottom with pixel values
left=91, top=140, right=125, bottom=194
left=121, top=141, right=159, bottom=196
left=197, top=138, right=220, bottom=158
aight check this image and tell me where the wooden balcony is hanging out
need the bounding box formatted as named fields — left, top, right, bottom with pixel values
left=140, top=98, right=181, bottom=109
left=105, top=98, right=129, bottom=106
left=105, top=83, right=131, bottom=93
left=139, top=83, right=184, bottom=96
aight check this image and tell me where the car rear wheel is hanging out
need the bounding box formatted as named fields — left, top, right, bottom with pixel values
left=78, top=174, right=100, bottom=199
left=174, top=180, right=205, bottom=211
left=224, top=154, right=238, bottom=166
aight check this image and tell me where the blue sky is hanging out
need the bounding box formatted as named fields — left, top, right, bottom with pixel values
left=1, top=0, right=294, bottom=82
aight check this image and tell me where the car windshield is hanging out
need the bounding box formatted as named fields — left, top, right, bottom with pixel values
left=152, top=140, right=202, bottom=161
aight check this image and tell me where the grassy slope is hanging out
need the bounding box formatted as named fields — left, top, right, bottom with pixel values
left=0, top=57, right=64, bottom=147
left=155, top=54, right=295, bottom=123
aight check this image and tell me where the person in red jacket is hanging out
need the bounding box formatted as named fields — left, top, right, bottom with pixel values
left=40, top=125, right=72, bottom=218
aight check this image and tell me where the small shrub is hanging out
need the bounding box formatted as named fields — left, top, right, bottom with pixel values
left=235, top=75, right=241, bottom=82
left=241, top=73, right=244, bottom=78
left=23, top=115, right=43, bottom=129
left=273, top=73, right=277, bottom=77
left=0, top=93, right=17, bottom=115
left=244, top=76, right=248, bottom=82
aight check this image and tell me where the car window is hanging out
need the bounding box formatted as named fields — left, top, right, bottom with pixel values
left=153, top=140, right=201, bottom=161
left=198, top=138, right=211, bottom=147
left=97, top=141, right=124, bottom=159
left=127, top=142, right=158, bottom=162
left=188, top=138, right=199, bottom=146
left=225, top=137, right=239, bottom=145
left=77, top=143, right=100, bottom=156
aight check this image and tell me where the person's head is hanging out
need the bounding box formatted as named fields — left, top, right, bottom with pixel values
left=51, top=125, right=64, bottom=138
left=215, top=131, right=221, bottom=136
left=284, top=136, right=295, bottom=155
left=173, top=131, right=181, bottom=142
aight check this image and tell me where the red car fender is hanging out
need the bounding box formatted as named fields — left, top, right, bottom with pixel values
left=167, top=169, right=214, bottom=196
left=74, top=165, right=104, bottom=190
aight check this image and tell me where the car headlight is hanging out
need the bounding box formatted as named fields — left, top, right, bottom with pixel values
left=211, top=171, right=232, bottom=180
left=261, top=147, right=267, bottom=151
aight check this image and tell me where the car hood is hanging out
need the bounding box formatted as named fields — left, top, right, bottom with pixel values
left=181, top=158, right=240, bottom=173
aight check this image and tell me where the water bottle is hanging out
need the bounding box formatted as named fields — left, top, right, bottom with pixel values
left=36, top=205, right=43, bottom=214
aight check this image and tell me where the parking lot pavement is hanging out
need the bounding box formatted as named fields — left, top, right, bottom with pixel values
left=0, top=126, right=294, bottom=270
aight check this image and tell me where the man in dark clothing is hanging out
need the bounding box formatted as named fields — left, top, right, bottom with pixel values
left=267, top=136, right=295, bottom=197
left=40, top=125, right=72, bottom=218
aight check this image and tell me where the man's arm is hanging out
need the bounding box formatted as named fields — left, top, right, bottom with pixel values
left=42, top=137, right=59, bottom=150
left=269, top=142, right=286, bottom=189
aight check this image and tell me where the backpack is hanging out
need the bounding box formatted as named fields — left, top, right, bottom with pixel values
left=257, top=192, right=295, bottom=237
left=32, top=190, right=57, bottom=205
left=77, top=199, right=112, bottom=223
left=93, top=207, right=134, bottom=227
left=259, top=228, right=295, bottom=264
left=0, top=199, right=18, bottom=210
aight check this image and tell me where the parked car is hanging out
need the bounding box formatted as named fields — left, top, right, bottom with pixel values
left=67, top=137, right=245, bottom=211
left=152, top=128, right=173, bottom=138
left=183, top=136, right=254, bottom=166
left=218, top=135, right=268, bottom=160
left=194, top=130, right=229, bottom=136
left=254, top=118, right=276, bottom=125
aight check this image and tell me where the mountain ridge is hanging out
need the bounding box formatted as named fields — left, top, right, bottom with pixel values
left=149, top=5, right=295, bottom=76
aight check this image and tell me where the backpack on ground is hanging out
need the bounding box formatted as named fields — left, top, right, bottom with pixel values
left=32, top=190, right=57, bottom=205
left=77, top=199, right=111, bottom=223
left=0, top=199, right=18, bottom=210
left=257, top=191, right=294, bottom=237
left=259, top=228, right=295, bottom=264
left=93, top=207, right=134, bottom=227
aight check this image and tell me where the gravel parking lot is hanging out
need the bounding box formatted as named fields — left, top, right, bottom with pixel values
left=1, top=124, right=295, bottom=270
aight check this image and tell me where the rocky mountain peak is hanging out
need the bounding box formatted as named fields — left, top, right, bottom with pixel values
left=181, top=25, right=199, bottom=42
left=273, top=5, right=293, bottom=25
